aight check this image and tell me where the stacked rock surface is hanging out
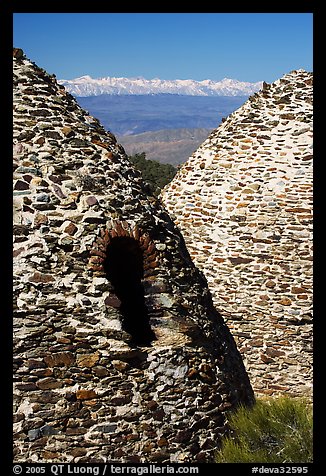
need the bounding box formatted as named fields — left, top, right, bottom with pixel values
left=13, top=48, right=254, bottom=463
left=161, top=70, right=313, bottom=398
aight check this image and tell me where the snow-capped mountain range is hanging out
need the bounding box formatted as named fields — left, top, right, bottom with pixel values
left=58, top=75, right=263, bottom=97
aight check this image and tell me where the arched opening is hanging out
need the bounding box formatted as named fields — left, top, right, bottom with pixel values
left=103, top=236, right=156, bottom=347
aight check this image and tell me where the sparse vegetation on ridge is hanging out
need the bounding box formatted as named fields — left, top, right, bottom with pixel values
left=215, top=396, right=313, bottom=463
left=128, top=152, right=177, bottom=196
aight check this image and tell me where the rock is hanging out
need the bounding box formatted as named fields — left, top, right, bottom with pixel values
left=15, top=382, right=38, bottom=391
left=105, top=295, right=121, bottom=308
left=44, top=352, right=75, bottom=367
left=61, top=127, right=75, bottom=137
left=86, top=195, right=98, bottom=206
left=265, top=280, right=276, bottom=288
left=63, top=222, right=78, bottom=235
left=265, top=347, right=285, bottom=358
left=14, top=180, right=30, bottom=190
left=36, top=378, right=63, bottom=390
left=28, top=425, right=58, bottom=441
left=76, top=352, right=100, bottom=368
left=76, top=389, right=97, bottom=400
left=33, top=213, right=48, bottom=227
left=229, top=257, right=253, bottom=265
left=92, top=366, right=109, bottom=377
left=260, top=353, right=274, bottom=364
left=95, top=423, right=117, bottom=433
left=13, top=48, right=24, bottom=59
left=278, top=298, right=292, bottom=306
left=28, top=272, right=55, bottom=284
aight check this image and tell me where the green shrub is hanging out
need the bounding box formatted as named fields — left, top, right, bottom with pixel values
left=128, top=152, right=177, bottom=197
left=215, top=396, right=313, bottom=463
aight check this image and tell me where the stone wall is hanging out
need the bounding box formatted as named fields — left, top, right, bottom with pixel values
left=161, top=70, right=313, bottom=398
left=13, top=49, right=254, bottom=463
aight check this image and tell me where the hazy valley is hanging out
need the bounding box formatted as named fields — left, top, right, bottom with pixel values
left=117, top=128, right=211, bottom=165
left=76, top=94, right=249, bottom=164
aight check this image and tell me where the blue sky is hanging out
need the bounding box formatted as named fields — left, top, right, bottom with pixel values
left=13, top=13, right=313, bottom=83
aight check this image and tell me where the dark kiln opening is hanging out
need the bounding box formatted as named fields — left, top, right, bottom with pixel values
left=103, top=236, right=156, bottom=347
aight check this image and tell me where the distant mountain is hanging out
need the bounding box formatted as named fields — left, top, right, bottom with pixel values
left=117, top=128, right=211, bottom=165
left=59, top=75, right=263, bottom=97
left=76, top=94, right=248, bottom=136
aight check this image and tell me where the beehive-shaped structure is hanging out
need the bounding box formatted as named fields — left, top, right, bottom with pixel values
left=162, top=70, right=313, bottom=397
left=13, top=48, right=254, bottom=463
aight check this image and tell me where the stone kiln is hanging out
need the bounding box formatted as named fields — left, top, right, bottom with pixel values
left=161, top=70, right=313, bottom=398
left=13, top=48, right=254, bottom=463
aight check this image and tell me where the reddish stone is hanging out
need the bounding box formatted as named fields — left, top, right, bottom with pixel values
left=114, top=222, right=128, bottom=237
left=145, top=242, right=156, bottom=255
left=35, top=137, right=45, bottom=145
left=146, top=260, right=158, bottom=269
left=90, top=248, right=106, bottom=258
left=33, top=213, right=48, bottom=227
left=89, top=264, right=104, bottom=272
left=265, top=280, right=276, bottom=288
left=64, top=222, right=78, bottom=235
left=13, top=48, right=24, bottom=59
left=91, top=138, right=109, bottom=149
left=302, top=154, right=313, bottom=161
left=86, top=195, right=98, bottom=206
left=291, top=286, right=307, bottom=294
left=187, top=368, right=198, bottom=378
left=70, top=448, right=87, bottom=457
left=145, top=253, right=157, bottom=264
left=28, top=272, right=54, bottom=284
left=14, top=180, right=30, bottom=190
left=13, top=247, right=25, bottom=257
left=105, top=295, right=121, bottom=308
left=260, top=353, right=274, bottom=363
left=286, top=207, right=311, bottom=214
left=61, top=127, right=75, bottom=137
left=265, top=347, right=285, bottom=357
left=146, top=400, right=158, bottom=410
left=174, top=429, right=192, bottom=443
left=49, top=175, right=62, bottom=184
left=76, top=389, right=97, bottom=400
left=33, top=368, right=53, bottom=377
left=89, top=256, right=104, bottom=264
left=23, top=175, right=33, bottom=183
left=132, top=225, right=141, bottom=241
left=37, top=378, right=62, bottom=390
left=52, top=184, right=66, bottom=199
left=259, top=295, right=270, bottom=301
left=269, top=384, right=290, bottom=391
left=109, top=229, right=118, bottom=238
left=76, top=352, right=100, bottom=368
left=278, top=298, right=292, bottom=306
left=259, top=388, right=274, bottom=395
left=157, top=437, right=168, bottom=447
left=16, top=382, right=38, bottom=391
left=43, top=451, right=60, bottom=460
left=112, top=361, right=129, bottom=371
left=44, top=352, right=75, bottom=367
left=140, top=234, right=151, bottom=248
left=229, top=257, right=253, bottom=265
